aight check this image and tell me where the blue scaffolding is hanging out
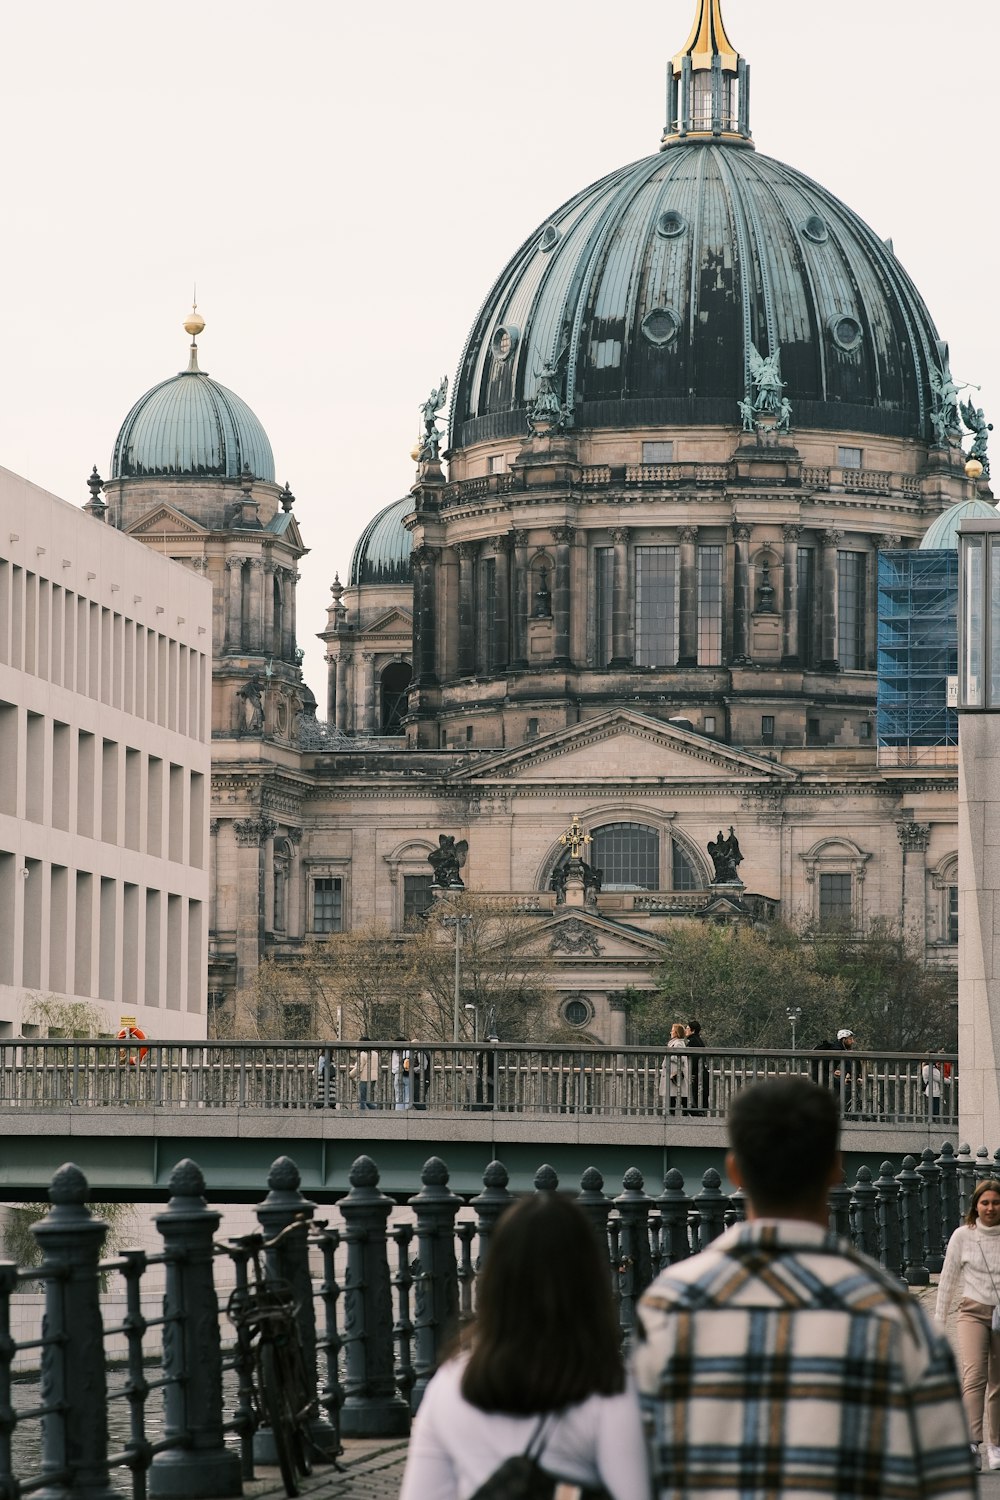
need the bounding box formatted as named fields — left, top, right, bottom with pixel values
left=877, top=549, right=958, bottom=754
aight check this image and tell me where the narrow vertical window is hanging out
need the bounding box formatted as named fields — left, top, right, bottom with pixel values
left=837, top=551, right=866, bottom=670
left=819, top=873, right=852, bottom=930
left=635, top=546, right=678, bottom=667
left=797, top=549, right=815, bottom=667
left=594, top=547, right=614, bottom=668
left=697, top=545, right=723, bottom=666
left=313, top=877, right=343, bottom=933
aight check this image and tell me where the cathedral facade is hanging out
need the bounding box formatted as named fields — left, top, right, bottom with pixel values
left=92, top=1, right=986, bottom=1043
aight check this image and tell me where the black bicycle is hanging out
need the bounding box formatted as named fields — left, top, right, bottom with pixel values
left=226, top=1225, right=316, bottom=1496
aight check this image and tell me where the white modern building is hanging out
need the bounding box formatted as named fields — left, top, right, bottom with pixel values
left=0, top=466, right=213, bottom=1039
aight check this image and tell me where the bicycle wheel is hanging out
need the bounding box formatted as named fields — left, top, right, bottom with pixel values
left=274, top=1336, right=314, bottom=1477
left=260, top=1340, right=301, bottom=1497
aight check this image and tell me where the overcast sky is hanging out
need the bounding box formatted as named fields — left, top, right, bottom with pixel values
left=1, top=1, right=995, bottom=699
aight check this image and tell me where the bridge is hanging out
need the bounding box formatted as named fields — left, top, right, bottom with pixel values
left=0, top=1041, right=960, bottom=1199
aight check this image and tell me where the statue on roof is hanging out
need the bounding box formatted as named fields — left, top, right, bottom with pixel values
left=418, top=376, right=449, bottom=462
left=527, top=361, right=569, bottom=436
left=748, top=342, right=785, bottom=419
left=708, top=826, right=743, bottom=884
left=961, top=397, right=993, bottom=479
left=428, top=833, right=468, bottom=888
left=929, top=358, right=962, bottom=446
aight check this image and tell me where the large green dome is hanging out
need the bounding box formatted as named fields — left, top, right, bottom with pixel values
left=111, top=329, right=275, bottom=482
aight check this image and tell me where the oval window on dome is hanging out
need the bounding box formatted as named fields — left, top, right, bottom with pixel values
left=828, top=313, right=863, bottom=352
left=656, top=209, right=687, bottom=239
left=540, top=223, right=561, bottom=252
left=801, top=214, right=829, bottom=244
left=491, top=324, right=519, bottom=362
left=641, top=306, right=681, bottom=347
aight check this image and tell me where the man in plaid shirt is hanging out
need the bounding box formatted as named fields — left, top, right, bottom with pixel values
left=634, top=1077, right=975, bottom=1499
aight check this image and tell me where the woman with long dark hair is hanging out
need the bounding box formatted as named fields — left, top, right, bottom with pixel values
left=936, top=1177, right=1000, bottom=1469
left=398, top=1194, right=649, bottom=1500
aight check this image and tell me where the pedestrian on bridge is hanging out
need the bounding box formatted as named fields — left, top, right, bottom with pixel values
left=399, top=1193, right=649, bottom=1500
left=349, top=1038, right=379, bottom=1110
left=391, top=1040, right=412, bottom=1110
left=634, top=1076, right=974, bottom=1500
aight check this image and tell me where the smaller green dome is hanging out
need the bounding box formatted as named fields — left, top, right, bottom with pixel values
left=349, top=496, right=413, bottom=586
left=920, top=498, right=998, bottom=550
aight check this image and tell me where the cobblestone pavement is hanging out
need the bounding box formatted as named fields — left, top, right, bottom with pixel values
left=240, top=1438, right=409, bottom=1500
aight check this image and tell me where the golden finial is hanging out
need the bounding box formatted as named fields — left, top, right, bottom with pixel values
left=673, top=0, right=739, bottom=74
left=559, top=814, right=592, bottom=860
left=184, top=293, right=205, bottom=372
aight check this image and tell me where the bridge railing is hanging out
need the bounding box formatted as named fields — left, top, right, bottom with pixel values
left=0, top=1040, right=957, bottom=1126
left=0, top=1139, right=991, bottom=1499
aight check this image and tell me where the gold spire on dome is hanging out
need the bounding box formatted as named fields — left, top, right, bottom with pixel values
left=661, top=0, right=752, bottom=150
left=672, top=0, right=738, bottom=74
left=184, top=297, right=205, bottom=372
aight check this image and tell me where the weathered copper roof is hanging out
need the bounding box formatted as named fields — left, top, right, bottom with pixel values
left=349, top=495, right=413, bottom=587
left=452, top=142, right=944, bottom=449
left=920, top=498, right=998, bottom=550
left=111, top=367, right=275, bottom=482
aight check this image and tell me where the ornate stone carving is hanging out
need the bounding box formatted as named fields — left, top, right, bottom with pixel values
left=897, top=821, right=931, bottom=853
left=732, top=522, right=752, bottom=542
left=820, top=529, right=842, bottom=548
left=708, top=826, right=743, bottom=883
left=512, top=529, right=529, bottom=548
left=609, top=527, right=630, bottom=545
left=679, top=526, right=699, bottom=544
left=552, top=525, right=576, bottom=546
left=455, top=541, right=479, bottom=559
left=781, top=524, right=802, bottom=543
left=548, top=919, right=603, bottom=956
left=233, top=815, right=277, bottom=846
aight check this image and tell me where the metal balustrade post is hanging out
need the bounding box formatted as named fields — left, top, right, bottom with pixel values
left=916, top=1148, right=944, bottom=1274
left=655, top=1169, right=692, bottom=1266
left=30, top=1164, right=116, bottom=1500
left=149, top=1160, right=241, bottom=1499
left=956, top=1144, right=975, bottom=1219
left=614, top=1169, right=653, bottom=1339
left=408, top=1158, right=461, bottom=1412
left=896, top=1155, right=929, bottom=1286
left=469, top=1161, right=514, bottom=1270
left=849, top=1167, right=878, bottom=1259
left=255, top=1155, right=338, bottom=1459
left=575, top=1168, right=614, bottom=1282
left=312, top=1222, right=344, bottom=1461
left=827, top=1172, right=851, bottom=1240
left=338, top=1156, right=410, bottom=1437
left=692, top=1170, right=728, bottom=1251
left=390, top=1223, right=416, bottom=1411
left=938, top=1143, right=960, bottom=1241
left=0, top=1261, right=16, bottom=1494
left=975, top=1146, right=992, bottom=1182
left=455, top=1222, right=477, bottom=1324
left=534, top=1164, right=560, bottom=1192
left=873, top=1162, right=903, bottom=1280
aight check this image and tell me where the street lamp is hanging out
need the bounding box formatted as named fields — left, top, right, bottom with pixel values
left=440, top=912, right=472, bottom=1042
left=786, top=1006, right=802, bottom=1050
left=464, top=1003, right=479, bottom=1042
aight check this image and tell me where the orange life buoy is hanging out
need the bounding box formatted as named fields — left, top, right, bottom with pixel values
left=117, top=1026, right=148, bottom=1066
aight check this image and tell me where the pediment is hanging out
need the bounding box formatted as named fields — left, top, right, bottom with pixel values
left=528, top=909, right=667, bottom=960
left=126, top=504, right=207, bottom=540
left=452, top=710, right=797, bottom=786
left=363, top=608, right=413, bottom=636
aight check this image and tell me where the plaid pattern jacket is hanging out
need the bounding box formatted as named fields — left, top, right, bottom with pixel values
left=633, top=1220, right=976, bottom=1500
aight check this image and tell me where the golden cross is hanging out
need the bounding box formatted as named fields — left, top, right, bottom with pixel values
left=559, top=814, right=592, bottom=860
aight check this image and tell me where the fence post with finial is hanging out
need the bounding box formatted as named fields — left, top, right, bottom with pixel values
left=469, top=1161, right=514, bottom=1272
left=938, top=1142, right=960, bottom=1241
left=916, top=1148, right=944, bottom=1274
left=656, top=1169, right=692, bottom=1267
left=692, top=1169, right=728, bottom=1251
left=408, top=1158, right=461, bottom=1412
left=896, top=1155, right=929, bottom=1286
left=874, top=1161, right=903, bottom=1280
left=30, top=1163, right=117, bottom=1500
left=149, top=1159, right=241, bottom=1499
left=338, top=1156, right=410, bottom=1437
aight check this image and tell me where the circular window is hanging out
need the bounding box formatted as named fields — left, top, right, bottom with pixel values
left=540, top=224, right=561, bottom=252
left=801, top=214, right=829, bottom=244
left=828, top=313, right=863, bottom=352
left=563, top=997, right=593, bottom=1028
left=491, top=324, right=519, bottom=362
left=656, top=209, right=687, bottom=239
left=641, top=306, right=681, bottom=347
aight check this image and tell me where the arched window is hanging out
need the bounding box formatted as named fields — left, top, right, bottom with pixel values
left=380, top=662, right=411, bottom=734
left=591, top=823, right=659, bottom=890
left=671, top=841, right=699, bottom=891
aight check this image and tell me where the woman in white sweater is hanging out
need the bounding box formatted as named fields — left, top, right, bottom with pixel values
left=936, top=1177, right=1000, bottom=1469
left=398, top=1194, right=649, bottom=1500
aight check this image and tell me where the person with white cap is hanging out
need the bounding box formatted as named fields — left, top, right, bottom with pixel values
left=832, top=1028, right=856, bottom=1113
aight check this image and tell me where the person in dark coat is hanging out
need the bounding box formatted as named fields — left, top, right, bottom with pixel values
left=685, top=1021, right=709, bottom=1115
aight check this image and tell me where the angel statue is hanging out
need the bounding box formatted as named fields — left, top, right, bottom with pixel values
left=418, top=375, right=449, bottom=462
left=961, top=397, right=993, bottom=478
left=748, top=342, right=785, bottom=418
left=929, top=360, right=961, bottom=441
left=775, top=396, right=793, bottom=433
left=707, top=826, right=744, bottom=884
left=738, top=397, right=756, bottom=434
left=428, top=833, right=468, bottom=889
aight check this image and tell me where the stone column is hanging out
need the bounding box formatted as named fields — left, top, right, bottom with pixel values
left=361, top=652, right=376, bottom=734
left=609, top=527, right=631, bottom=669
left=607, top=990, right=630, bottom=1047
left=248, top=559, right=264, bottom=653
left=552, top=525, right=574, bottom=666
left=262, top=561, right=275, bottom=659
left=335, top=651, right=349, bottom=733
left=897, top=822, right=930, bottom=948
left=414, top=546, right=439, bottom=685
left=781, top=524, right=801, bottom=666
left=678, top=526, right=698, bottom=667
left=820, top=529, right=842, bottom=671
left=232, top=815, right=276, bottom=993
left=511, top=530, right=529, bottom=670
left=456, top=542, right=477, bottom=677
left=493, top=536, right=511, bottom=673
left=284, top=568, right=298, bottom=663
left=731, top=522, right=751, bottom=661
left=225, top=558, right=242, bottom=652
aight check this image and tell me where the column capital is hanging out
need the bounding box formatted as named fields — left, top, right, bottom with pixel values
left=879, top=532, right=902, bottom=551
left=732, top=521, right=752, bottom=542
left=820, top=528, right=842, bottom=548
left=897, top=821, right=931, bottom=853
left=233, top=815, right=277, bottom=847
left=512, top=529, right=530, bottom=548
left=781, top=524, right=802, bottom=543
left=455, top=541, right=479, bottom=559
left=609, top=526, right=630, bottom=545
left=552, top=524, right=576, bottom=545
left=679, top=525, right=699, bottom=545
left=412, top=544, right=440, bottom=566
